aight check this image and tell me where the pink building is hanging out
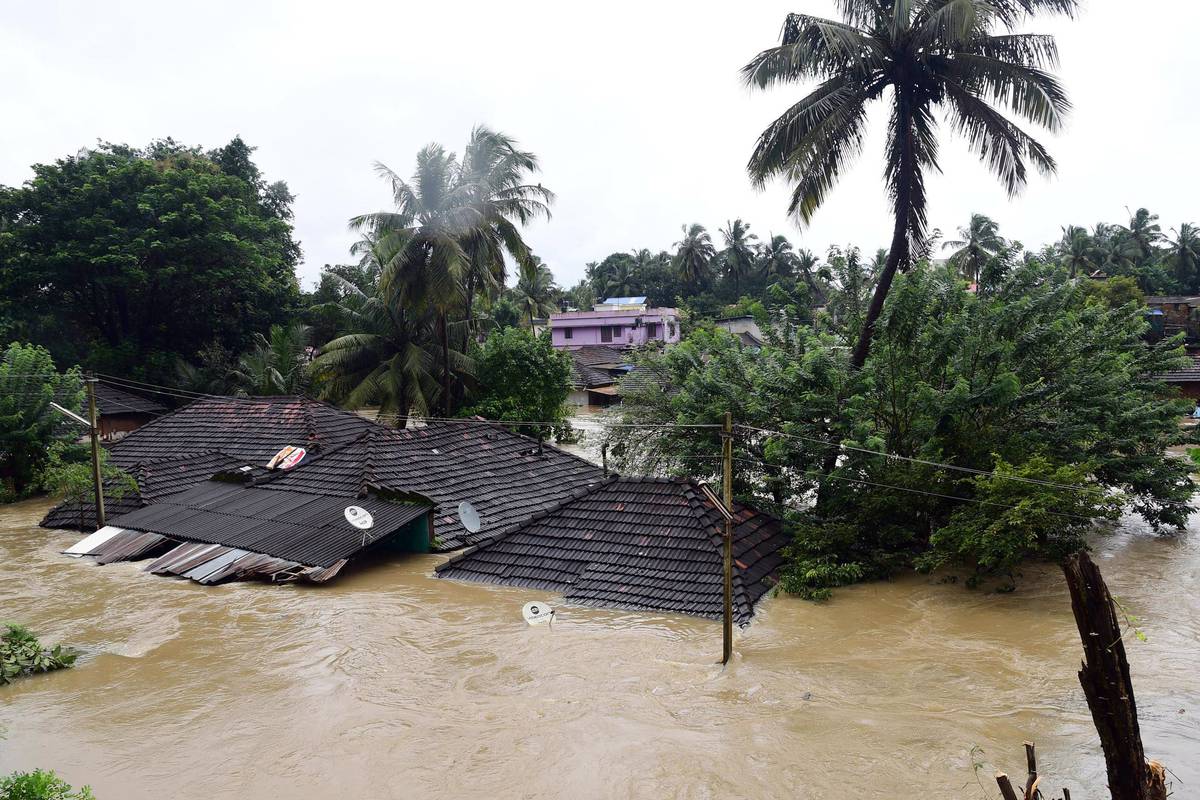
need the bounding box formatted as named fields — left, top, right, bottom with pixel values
left=550, top=307, right=681, bottom=350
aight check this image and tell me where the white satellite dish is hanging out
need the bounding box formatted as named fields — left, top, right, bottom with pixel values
left=522, top=601, right=554, bottom=626
left=458, top=501, right=481, bottom=534
left=344, top=505, right=374, bottom=530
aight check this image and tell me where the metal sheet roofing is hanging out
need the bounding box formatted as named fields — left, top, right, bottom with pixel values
left=435, top=477, right=790, bottom=625
left=108, top=481, right=430, bottom=567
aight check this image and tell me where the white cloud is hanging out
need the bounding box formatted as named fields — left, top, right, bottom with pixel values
left=3, top=1, right=1197, bottom=290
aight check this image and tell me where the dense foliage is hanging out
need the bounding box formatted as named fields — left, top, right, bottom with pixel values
left=461, top=328, right=572, bottom=441
left=39, top=442, right=136, bottom=530
left=605, top=260, right=1193, bottom=595
left=0, top=344, right=84, bottom=499
left=0, top=138, right=300, bottom=382
left=0, top=624, right=77, bottom=687
left=314, top=126, right=551, bottom=418
left=0, top=769, right=94, bottom=800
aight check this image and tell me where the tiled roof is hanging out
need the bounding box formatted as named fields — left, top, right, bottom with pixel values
left=268, top=423, right=608, bottom=551
left=1155, top=351, right=1200, bottom=383
left=569, top=345, right=630, bottom=368
left=42, top=396, right=380, bottom=531
left=93, top=383, right=168, bottom=416
left=42, top=397, right=607, bottom=552
left=618, top=364, right=671, bottom=395
left=108, top=480, right=430, bottom=568
left=103, top=396, right=376, bottom=468
left=435, top=477, right=789, bottom=624
left=568, top=354, right=616, bottom=389
left=1145, top=296, right=1200, bottom=306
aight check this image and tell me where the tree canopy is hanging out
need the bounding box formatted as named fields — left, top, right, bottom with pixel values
left=0, top=138, right=301, bottom=382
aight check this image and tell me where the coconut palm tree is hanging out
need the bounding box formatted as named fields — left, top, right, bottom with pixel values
left=458, top=127, right=554, bottom=331
left=673, top=224, right=716, bottom=289
left=743, top=0, right=1073, bottom=368
left=1169, top=223, right=1200, bottom=291
left=310, top=276, right=450, bottom=426
left=230, top=321, right=312, bottom=396
left=1059, top=225, right=1095, bottom=278
left=602, top=257, right=641, bottom=298
left=512, top=256, right=559, bottom=327
left=943, top=213, right=1006, bottom=283
left=1093, top=222, right=1141, bottom=276
left=758, top=233, right=799, bottom=282
left=720, top=219, right=758, bottom=297
left=1125, top=207, right=1164, bottom=262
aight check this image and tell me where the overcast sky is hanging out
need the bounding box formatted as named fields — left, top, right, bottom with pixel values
left=3, top=1, right=1198, bottom=290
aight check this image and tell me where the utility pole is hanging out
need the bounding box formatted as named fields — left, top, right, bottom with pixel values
left=721, top=410, right=733, bottom=665
left=85, top=373, right=105, bottom=528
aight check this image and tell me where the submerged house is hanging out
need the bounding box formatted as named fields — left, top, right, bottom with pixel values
left=93, top=382, right=167, bottom=440
left=435, top=477, right=789, bottom=624
left=47, top=396, right=609, bottom=582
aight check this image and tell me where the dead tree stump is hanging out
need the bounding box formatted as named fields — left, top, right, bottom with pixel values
left=1062, top=550, right=1168, bottom=800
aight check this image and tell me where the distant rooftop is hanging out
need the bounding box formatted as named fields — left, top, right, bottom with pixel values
left=598, top=296, right=646, bottom=305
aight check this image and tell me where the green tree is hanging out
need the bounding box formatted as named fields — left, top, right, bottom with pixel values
left=758, top=233, right=799, bottom=282
left=719, top=219, right=758, bottom=296
left=463, top=328, right=572, bottom=443
left=1168, top=223, right=1200, bottom=291
left=0, top=767, right=93, bottom=799
left=743, top=0, right=1073, bottom=369
left=512, top=256, right=559, bottom=326
left=943, top=213, right=1006, bottom=283
left=1058, top=224, right=1096, bottom=278
left=40, top=441, right=136, bottom=530
left=0, top=343, right=84, bottom=499
left=229, top=321, right=312, bottom=396
left=310, top=277, right=450, bottom=426
left=673, top=223, right=717, bottom=289
left=0, top=139, right=300, bottom=381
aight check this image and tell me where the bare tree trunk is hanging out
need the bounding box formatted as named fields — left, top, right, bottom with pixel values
left=1062, top=551, right=1168, bottom=800
left=440, top=312, right=451, bottom=416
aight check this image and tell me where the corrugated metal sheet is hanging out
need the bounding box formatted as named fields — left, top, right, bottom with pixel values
left=108, top=481, right=430, bottom=568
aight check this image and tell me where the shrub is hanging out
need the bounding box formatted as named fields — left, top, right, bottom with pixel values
left=0, top=625, right=77, bottom=686
left=0, top=769, right=94, bottom=800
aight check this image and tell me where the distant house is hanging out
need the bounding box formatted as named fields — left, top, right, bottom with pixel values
left=1144, top=296, right=1200, bottom=343
left=1154, top=350, right=1200, bottom=400
left=436, top=476, right=790, bottom=624
left=714, top=315, right=764, bottom=349
left=551, top=307, right=681, bottom=350
left=93, top=382, right=167, bottom=441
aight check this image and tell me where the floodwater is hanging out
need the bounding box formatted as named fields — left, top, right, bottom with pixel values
left=2, top=498, right=1198, bottom=799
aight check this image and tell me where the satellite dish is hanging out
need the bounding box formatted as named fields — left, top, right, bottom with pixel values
left=458, top=501, right=481, bottom=534
left=522, top=601, right=554, bottom=626
left=344, top=505, right=374, bottom=530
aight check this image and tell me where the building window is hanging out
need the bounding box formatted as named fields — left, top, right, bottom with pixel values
left=564, top=327, right=573, bottom=340
left=600, top=325, right=619, bottom=343
left=647, top=323, right=660, bottom=338
left=667, top=321, right=676, bottom=338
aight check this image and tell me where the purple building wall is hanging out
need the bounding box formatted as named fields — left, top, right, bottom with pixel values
left=550, top=308, right=681, bottom=349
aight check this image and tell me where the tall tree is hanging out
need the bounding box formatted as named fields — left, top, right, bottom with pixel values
left=1059, top=225, right=1096, bottom=278
left=512, top=256, right=559, bottom=326
left=943, top=213, right=1007, bottom=283
left=743, top=0, right=1073, bottom=369
left=1168, top=223, right=1200, bottom=291
left=0, top=139, right=301, bottom=381
left=673, top=223, right=717, bottom=288
left=720, top=218, right=758, bottom=297
left=759, top=233, right=799, bottom=281
left=1125, top=207, right=1164, bottom=262
left=229, top=321, right=312, bottom=396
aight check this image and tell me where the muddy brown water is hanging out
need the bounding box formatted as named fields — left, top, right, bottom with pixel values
left=1, top=497, right=1197, bottom=799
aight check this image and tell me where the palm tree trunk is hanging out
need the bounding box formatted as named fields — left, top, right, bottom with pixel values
left=818, top=97, right=915, bottom=506
left=440, top=312, right=451, bottom=416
